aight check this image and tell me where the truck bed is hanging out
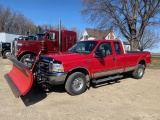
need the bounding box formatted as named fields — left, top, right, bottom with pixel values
left=126, top=51, right=149, bottom=54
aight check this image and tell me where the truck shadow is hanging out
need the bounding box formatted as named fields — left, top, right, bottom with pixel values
left=50, top=85, right=66, bottom=93
left=20, top=75, right=131, bottom=106
left=20, top=85, right=66, bottom=106
left=20, top=86, right=47, bottom=106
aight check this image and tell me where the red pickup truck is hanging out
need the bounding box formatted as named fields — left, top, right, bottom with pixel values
left=4, top=39, right=151, bottom=97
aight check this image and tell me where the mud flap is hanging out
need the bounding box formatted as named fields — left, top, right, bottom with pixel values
left=4, top=58, right=33, bottom=98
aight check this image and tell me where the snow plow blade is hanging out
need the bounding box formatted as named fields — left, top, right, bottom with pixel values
left=4, top=58, right=33, bottom=98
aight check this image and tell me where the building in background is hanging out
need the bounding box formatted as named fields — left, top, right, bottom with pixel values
left=81, top=27, right=116, bottom=40
left=80, top=28, right=130, bottom=51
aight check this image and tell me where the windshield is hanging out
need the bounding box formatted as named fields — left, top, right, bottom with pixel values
left=37, top=34, right=45, bottom=40
left=68, top=41, right=98, bottom=54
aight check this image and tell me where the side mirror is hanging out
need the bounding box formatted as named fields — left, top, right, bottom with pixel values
left=49, top=33, right=56, bottom=41
left=94, top=49, right=106, bottom=58
left=101, top=49, right=106, bottom=57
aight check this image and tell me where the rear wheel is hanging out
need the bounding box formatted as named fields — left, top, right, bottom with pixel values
left=2, top=50, right=11, bottom=59
left=20, top=53, right=36, bottom=68
left=65, top=72, right=87, bottom=95
left=132, top=64, right=145, bottom=79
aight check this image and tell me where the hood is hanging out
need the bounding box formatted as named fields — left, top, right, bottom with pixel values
left=42, top=52, right=90, bottom=63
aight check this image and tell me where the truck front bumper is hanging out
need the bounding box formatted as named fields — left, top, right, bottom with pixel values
left=37, top=70, right=68, bottom=85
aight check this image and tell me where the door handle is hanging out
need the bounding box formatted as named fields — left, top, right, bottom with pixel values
left=113, top=58, right=116, bottom=62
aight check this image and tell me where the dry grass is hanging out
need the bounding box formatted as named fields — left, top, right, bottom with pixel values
left=149, top=55, right=160, bottom=69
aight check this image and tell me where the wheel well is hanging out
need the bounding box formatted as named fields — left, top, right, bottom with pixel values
left=138, top=60, right=146, bottom=68
left=65, top=68, right=90, bottom=86
left=18, top=52, right=36, bottom=60
left=2, top=49, right=10, bottom=55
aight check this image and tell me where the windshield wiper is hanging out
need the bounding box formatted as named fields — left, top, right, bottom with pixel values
left=68, top=49, right=82, bottom=54
left=75, top=50, right=82, bottom=54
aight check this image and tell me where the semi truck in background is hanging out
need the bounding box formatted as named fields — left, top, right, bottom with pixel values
left=0, top=42, right=11, bottom=58
left=0, top=32, right=22, bottom=58
left=0, top=35, right=38, bottom=59
left=12, top=30, right=77, bottom=68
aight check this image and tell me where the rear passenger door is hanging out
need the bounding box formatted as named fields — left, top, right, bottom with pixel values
left=113, top=42, right=125, bottom=74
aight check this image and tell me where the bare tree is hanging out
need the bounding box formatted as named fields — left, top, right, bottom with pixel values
left=70, top=27, right=81, bottom=40
left=52, top=24, right=67, bottom=30
left=81, top=0, right=160, bottom=50
left=38, top=24, right=67, bottom=31
left=138, top=28, right=160, bottom=51
left=40, top=24, right=51, bottom=30
left=0, top=4, right=36, bottom=35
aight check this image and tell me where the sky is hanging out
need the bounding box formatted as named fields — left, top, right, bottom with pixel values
left=0, top=0, right=160, bottom=53
left=0, top=0, right=95, bottom=32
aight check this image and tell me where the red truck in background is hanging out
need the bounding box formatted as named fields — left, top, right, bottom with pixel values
left=4, top=39, right=151, bottom=97
left=13, top=30, right=77, bottom=68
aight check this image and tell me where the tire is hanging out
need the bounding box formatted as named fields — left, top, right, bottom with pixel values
left=2, top=50, right=11, bottom=59
left=20, top=53, right=36, bottom=68
left=65, top=72, right=87, bottom=95
left=132, top=64, right=145, bottom=79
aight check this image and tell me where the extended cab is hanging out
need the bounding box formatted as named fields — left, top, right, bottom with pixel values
left=4, top=39, right=151, bottom=97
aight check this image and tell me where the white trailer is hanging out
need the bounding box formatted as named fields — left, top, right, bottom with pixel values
left=0, top=32, right=22, bottom=42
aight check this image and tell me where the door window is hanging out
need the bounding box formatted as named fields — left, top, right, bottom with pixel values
left=114, top=42, right=122, bottom=54
left=95, top=42, right=112, bottom=56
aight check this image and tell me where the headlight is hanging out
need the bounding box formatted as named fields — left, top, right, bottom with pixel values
left=49, top=61, right=64, bottom=72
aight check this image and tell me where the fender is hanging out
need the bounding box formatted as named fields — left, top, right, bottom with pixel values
left=69, top=66, right=91, bottom=78
left=17, top=50, right=37, bottom=60
left=137, top=58, right=146, bottom=66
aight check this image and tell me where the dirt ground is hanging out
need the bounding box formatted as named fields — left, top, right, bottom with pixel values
left=0, top=57, right=160, bottom=120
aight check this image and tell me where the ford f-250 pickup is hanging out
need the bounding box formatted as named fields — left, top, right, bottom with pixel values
left=4, top=39, right=151, bottom=97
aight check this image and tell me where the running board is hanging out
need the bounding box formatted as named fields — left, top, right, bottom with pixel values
left=92, top=75, right=123, bottom=84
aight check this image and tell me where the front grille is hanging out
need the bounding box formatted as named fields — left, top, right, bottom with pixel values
left=39, top=62, right=49, bottom=70
left=39, top=62, right=49, bottom=71
left=38, top=56, right=53, bottom=72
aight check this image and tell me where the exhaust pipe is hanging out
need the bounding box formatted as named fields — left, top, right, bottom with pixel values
left=59, top=19, right=61, bottom=52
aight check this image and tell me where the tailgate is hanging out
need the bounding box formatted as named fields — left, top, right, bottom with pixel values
left=4, top=58, right=33, bottom=98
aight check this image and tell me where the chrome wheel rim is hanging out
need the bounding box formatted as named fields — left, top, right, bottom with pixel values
left=20, top=54, right=35, bottom=68
left=5, top=52, right=11, bottom=58
left=138, top=67, right=144, bottom=77
left=72, top=77, right=84, bottom=91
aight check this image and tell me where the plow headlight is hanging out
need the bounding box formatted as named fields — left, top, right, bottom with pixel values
left=49, top=61, right=64, bottom=72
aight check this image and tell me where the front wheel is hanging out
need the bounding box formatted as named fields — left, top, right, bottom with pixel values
left=132, top=64, right=145, bottom=79
left=65, top=72, right=87, bottom=95
left=20, top=53, right=36, bottom=68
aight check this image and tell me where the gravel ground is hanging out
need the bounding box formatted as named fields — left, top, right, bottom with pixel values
left=0, top=57, right=160, bottom=120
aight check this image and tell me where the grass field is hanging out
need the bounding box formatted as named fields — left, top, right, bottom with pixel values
left=149, top=55, right=160, bottom=69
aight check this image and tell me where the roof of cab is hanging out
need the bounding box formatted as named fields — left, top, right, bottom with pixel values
left=82, top=39, right=121, bottom=43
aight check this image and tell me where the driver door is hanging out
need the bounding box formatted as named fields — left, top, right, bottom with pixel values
left=91, top=42, right=116, bottom=78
